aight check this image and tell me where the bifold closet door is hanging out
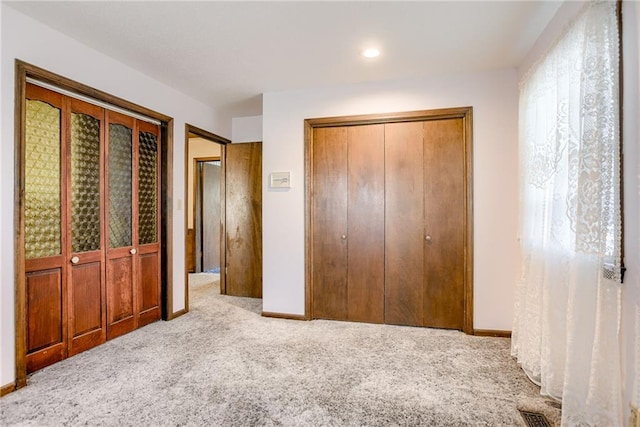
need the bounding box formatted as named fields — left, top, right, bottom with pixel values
left=136, top=120, right=161, bottom=327
left=384, top=122, right=425, bottom=327
left=67, top=99, right=107, bottom=357
left=23, top=83, right=162, bottom=373
left=423, top=118, right=465, bottom=330
left=106, top=112, right=137, bottom=339
left=312, top=125, right=384, bottom=322
left=105, top=113, right=161, bottom=338
left=24, top=85, right=108, bottom=371
left=384, top=119, right=466, bottom=329
left=346, top=125, right=384, bottom=323
left=24, top=85, right=68, bottom=372
left=312, top=127, right=348, bottom=319
left=311, top=114, right=468, bottom=330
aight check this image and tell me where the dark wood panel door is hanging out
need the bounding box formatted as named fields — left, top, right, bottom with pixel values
left=105, top=111, right=137, bottom=339
left=347, top=125, right=385, bottom=323
left=312, top=127, right=348, bottom=320
left=225, top=143, right=262, bottom=298
left=384, top=121, right=425, bottom=327
left=137, top=120, right=161, bottom=327
left=423, top=119, right=465, bottom=329
left=24, top=84, right=68, bottom=373
left=67, top=98, right=106, bottom=357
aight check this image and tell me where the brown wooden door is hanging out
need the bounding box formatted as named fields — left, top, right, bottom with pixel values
left=312, top=127, right=348, bottom=320
left=105, top=111, right=137, bottom=339
left=23, top=84, right=162, bottom=373
left=312, top=125, right=385, bottom=323
left=384, top=121, right=425, bottom=327
left=346, top=125, right=385, bottom=323
left=310, top=113, right=469, bottom=331
left=24, top=84, right=68, bottom=373
left=105, top=114, right=161, bottom=336
left=383, top=119, right=466, bottom=328
left=24, top=86, right=109, bottom=370
left=225, top=143, right=262, bottom=298
left=136, top=120, right=161, bottom=327
left=67, top=98, right=107, bottom=357
left=423, top=118, right=465, bottom=329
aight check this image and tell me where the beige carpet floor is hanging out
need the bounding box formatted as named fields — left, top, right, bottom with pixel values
left=1, top=274, right=539, bottom=426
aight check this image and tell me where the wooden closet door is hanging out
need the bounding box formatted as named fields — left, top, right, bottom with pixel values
left=347, top=125, right=385, bottom=323
left=23, top=84, right=68, bottom=373
left=22, top=84, right=164, bottom=375
left=312, top=127, right=348, bottom=320
left=105, top=112, right=138, bottom=339
left=137, top=120, right=161, bottom=327
left=308, top=109, right=471, bottom=331
left=423, top=118, right=465, bottom=329
left=384, top=121, right=425, bottom=327
left=67, top=99, right=107, bottom=356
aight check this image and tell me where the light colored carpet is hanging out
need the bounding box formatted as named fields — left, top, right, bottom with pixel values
left=1, top=275, right=539, bottom=426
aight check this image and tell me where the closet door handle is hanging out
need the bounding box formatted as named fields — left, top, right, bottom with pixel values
left=425, top=235, right=432, bottom=243
left=70, top=256, right=80, bottom=264
left=130, top=248, right=137, bottom=255
left=341, top=234, right=347, bottom=240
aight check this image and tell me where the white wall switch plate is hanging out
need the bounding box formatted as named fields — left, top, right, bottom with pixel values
left=270, top=171, right=291, bottom=189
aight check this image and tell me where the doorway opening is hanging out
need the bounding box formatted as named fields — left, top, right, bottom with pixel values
left=184, top=125, right=229, bottom=312
left=184, top=125, right=264, bottom=313
left=195, top=159, right=222, bottom=274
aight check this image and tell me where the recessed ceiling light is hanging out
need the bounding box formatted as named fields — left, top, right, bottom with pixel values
left=362, top=48, right=380, bottom=58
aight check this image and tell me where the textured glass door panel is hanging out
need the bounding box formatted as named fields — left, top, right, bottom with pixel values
left=108, top=124, right=132, bottom=248
left=71, top=113, right=101, bottom=253
left=138, top=131, right=158, bottom=245
left=25, top=100, right=62, bottom=259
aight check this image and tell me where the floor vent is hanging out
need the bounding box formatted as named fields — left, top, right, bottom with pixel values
left=519, top=411, right=552, bottom=427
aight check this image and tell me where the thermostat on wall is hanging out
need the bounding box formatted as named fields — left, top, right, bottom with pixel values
left=270, top=171, right=291, bottom=188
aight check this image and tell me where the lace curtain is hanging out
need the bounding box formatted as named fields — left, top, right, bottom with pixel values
left=511, top=1, right=622, bottom=425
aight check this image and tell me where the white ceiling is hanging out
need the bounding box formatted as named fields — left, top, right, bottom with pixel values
left=7, top=1, right=562, bottom=115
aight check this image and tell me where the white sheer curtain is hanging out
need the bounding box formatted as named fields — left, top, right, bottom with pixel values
left=511, top=1, right=622, bottom=425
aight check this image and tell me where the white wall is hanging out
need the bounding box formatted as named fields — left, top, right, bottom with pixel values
left=0, top=5, right=225, bottom=387
left=262, top=69, right=520, bottom=330
left=232, top=115, right=263, bottom=143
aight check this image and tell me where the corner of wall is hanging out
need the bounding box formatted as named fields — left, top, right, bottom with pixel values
left=232, top=115, right=263, bottom=143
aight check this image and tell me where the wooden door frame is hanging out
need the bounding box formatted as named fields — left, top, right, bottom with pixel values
left=304, top=107, right=474, bottom=334
left=13, top=60, right=173, bottom=390
left=183, top=125, right=229, bottom=314
left=193, top=156, right=222, bottom=274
